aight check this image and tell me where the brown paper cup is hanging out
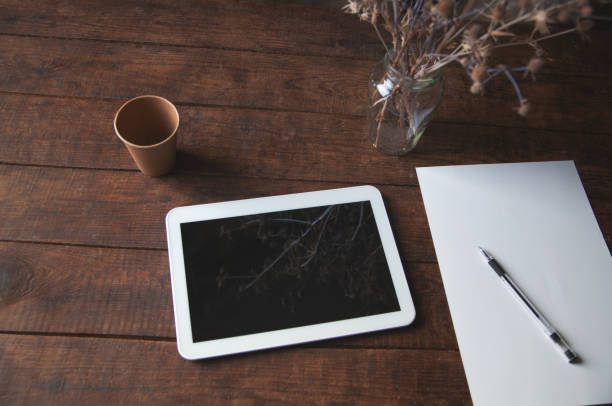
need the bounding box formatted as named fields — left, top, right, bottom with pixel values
left=114, top=95, right=180, bottom=176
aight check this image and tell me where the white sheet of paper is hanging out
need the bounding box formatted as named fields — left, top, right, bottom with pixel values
left=416, top=161, right=612, bottom=406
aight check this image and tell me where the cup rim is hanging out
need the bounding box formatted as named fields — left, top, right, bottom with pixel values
left=113, top=95, right=180, bottom=149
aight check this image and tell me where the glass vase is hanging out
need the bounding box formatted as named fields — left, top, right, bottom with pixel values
left=367, top=55, right=443, bottom=155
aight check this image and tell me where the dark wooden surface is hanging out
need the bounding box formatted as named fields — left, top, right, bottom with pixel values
left=0, top=0, right=610, bottom=404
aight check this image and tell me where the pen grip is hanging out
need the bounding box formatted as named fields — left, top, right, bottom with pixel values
left=488, top=259, right=505, bottom=277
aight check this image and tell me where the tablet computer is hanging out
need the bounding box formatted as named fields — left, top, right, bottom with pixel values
left=166, top=185, right=415, bottom=360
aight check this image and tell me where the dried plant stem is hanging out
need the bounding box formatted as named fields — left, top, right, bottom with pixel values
left=345, top=0, right=595, bottom=124
left=243, top=206, right=333, bottom=290
left=398, top=96, right=407, bottom=128
left=501, top=67, right=525, bottom=104
left=374, top=97, right=390, bottom=147
left=350, top=203, right=364, bottom=241
left=300, top=206, right=333, bottom=267
left=373, top=24, right=392, bottom=56
left=491, top=27, right=578, bottom=49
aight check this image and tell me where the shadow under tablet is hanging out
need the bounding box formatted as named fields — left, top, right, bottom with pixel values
left=179, top=201, right=400, bottom=343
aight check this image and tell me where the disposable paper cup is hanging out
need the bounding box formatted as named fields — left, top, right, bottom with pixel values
left=114, top=95, right=180, bottom=176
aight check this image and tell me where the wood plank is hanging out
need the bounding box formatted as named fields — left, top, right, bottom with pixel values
left=1, top=165, right=609, bottom=260
left=0, top=0, right=609, bottom=77
left=0, top=165, right=436, bottom=260
left=0, top=241, right=457, bottom=349
left=0, top=334, right=471, bottom=404
left=0, top=93, right=611, bottom=193
left=0, top=34, right=367, bottom=116
left=0, top=0, right=382, bottom=59
left=0, top=242, right=175, bottom=339
left=1, top=35, right=611, bottom=132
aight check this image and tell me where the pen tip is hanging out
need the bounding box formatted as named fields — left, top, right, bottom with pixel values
left=478, top=247, right=493, bottom=261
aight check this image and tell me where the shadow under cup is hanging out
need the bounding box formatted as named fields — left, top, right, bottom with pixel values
left=114, top=95, right=179, bottom=176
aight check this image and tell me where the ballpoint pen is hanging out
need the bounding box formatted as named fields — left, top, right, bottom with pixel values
left=478, top=247, right=579, bottom=363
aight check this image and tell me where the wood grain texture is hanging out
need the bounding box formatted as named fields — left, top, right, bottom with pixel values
left=0, top=1, right=610, bottom=403
left=1, top=165, right=610, bottom=259
left=0, top=241, right=457, bottom=349
left=0, top=0, right=382, bottom=59
left=0, top=334, right=471, bottom=405
left=0, top=0, right=609, bottom=77
left=1, top=35, right=611, bottom=132
left=0, top=164, right=435, bottom=259
left=0, top=242, right=175, bottom=339
left=0, top=93, right=610, bottom=194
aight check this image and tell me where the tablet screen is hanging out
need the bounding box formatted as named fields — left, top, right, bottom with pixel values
left=180, top=201, right=400, bottom=343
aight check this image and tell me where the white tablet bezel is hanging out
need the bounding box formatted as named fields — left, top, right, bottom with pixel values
left=166, top=185, right=415, bottom=360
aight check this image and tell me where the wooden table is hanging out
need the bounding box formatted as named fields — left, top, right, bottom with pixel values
left=1, top=1, right=610, bottom=404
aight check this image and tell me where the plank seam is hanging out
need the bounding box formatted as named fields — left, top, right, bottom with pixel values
left=0, top=90, right=364, bottom=119
left=0, top=31, right=377, bottom=62
left=0, top=238, right=167, bottom=252
left=1, top=89, right=611, bottom=136
left=0, top=239, right=439, bottom=265
left=0, top=330, right=173, bottom=342
left=0, top=30, right=610, bottom=82
left=0, top=161, right=422, bottom=189
left=0, top=330, right=460, bottom=352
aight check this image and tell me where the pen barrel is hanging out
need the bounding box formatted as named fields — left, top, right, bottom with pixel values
left=501, top=275, right=578, bottom=363
left=502, top=275, right=551, bottom=329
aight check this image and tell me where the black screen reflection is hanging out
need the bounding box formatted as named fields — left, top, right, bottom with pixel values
left=180, top=201, right=400, bottom=343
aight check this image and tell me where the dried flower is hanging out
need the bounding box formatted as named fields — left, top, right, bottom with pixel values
left=576, top=19, right=594, bottom=39
left=471, top=64, right=488, bottom=82
left=492, top=0, right=507, bottom=22
left=463, top=24, right=482, bottom=41
left=556, top=7, right=571, bottom=23
left=532, top=9, right=551, bottom=35
left=343, top=0, right=362, bottom=15
left=517, top=99, right=530, bottom=116
left=526, top=57, right=545, bottom=79
left=436, top=0, right=455, bottom=19
left=580, top=5, right=593, bottom=17
left=534, top=46, right=546, bottom=57
left=344, top=0, right=594, bottom=119
left=470, top=81, right=484, bottom=94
